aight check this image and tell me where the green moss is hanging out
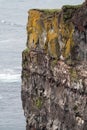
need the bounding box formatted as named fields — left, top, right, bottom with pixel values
left=63, top=10, right=75, bottom=22
left=69, top=68, right=78, bottom=81
left=35, top=98, right=43, bottom=109
left=22, top=48, right=30, bottom=69
left=22, top=48, right=30, bottom=60
left=73, top=105, right=78, bottom=111
left=30, top=9, right=61, bottom=15
left=66, top=58, right=72, bottom=65
left=22, top=71, right=29, bottom=78
left=41, top=9, right=61, bottom=14
left=62, top=4, right=82, bottom=9
left=22, top=61, right=28, bottom=69
left=23, top=48, right=30, bottom=53
left=62, top=4, right=81, bottom=22
left=51, top=59, right=58, bottom=67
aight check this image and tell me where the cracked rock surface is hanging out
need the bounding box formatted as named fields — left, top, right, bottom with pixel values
left=21, top=1, right=87, bottom=130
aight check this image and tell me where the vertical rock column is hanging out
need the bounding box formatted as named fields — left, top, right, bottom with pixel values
left=21, top=3, right=87, bottom=130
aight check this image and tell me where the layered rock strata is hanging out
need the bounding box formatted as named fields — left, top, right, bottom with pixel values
left=21, top=1, right=87, bottom=130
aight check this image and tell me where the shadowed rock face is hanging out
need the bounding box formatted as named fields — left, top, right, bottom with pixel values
left=21, top=1, right=87, bottom=130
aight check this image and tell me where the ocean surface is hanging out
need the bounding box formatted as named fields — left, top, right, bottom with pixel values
left=0, top=0, right=83, bottom=130
left=0, top=0, right=28, bottom=130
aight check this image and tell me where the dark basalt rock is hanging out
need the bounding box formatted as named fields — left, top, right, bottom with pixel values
left=21, top=1, right=87, bottom=130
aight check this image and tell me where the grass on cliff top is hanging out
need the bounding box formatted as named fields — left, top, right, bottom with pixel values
left=62, top=4, right=82, bottom=9
left=62, top=4, right=82, bottom=22
left=29, top=9, right=61, bottom=14
left=29, top=4, right=82, bottom=14
left=41, top=9, right=61, bottom=14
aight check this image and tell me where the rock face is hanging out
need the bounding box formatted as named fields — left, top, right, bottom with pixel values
left=21, top=1, right=87, bottom=130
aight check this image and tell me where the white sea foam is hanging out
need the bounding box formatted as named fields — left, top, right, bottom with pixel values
left=1, top=19, right=25, bottom=27
left=0, top=39, right=13, bottom=43
left=0, top=95, right=3, bottom=99
left=1, top=20, right=6, bottom=23
left=0, top=69, right=21, bottom=83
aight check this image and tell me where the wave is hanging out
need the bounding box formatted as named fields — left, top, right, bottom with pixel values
left=0, top=19, right=25, bottom=28
left=0, top=39, right=14, bottom=43
left=0, top=95, right=3, bottom=100
left=0, top=69, right=21, bottom=83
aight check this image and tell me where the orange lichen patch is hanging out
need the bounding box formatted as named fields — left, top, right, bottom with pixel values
left=26, top=8, right=78, bottom=59
left=47, top=31, right=60, bottom=58
left=65, top=39, right=71, bottom=57
left=64, top=29, right=74, bottom=57
left=27, top=10, right=44, bottom=49
left=27, top=10, right=43, bottom=33
left=28, top=10, right=42, bottom=23
left=52, top=17, right=58, bottom=33
left=48, top=38, right=60, bottom=58
left=47, top=32, right=58, bottom=42
left=45, top=18, right=53, bottom=31
left=58, top=19, right=74, bottom=58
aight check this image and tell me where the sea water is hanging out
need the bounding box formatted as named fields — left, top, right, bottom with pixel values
left=0, top=0, right=28, bottom=129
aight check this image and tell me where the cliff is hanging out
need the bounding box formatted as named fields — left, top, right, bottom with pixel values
left=21, top=1, right=87, bottom=130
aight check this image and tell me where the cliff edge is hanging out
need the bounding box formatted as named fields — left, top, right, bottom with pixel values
left=21, top=1, right=87, bottom=130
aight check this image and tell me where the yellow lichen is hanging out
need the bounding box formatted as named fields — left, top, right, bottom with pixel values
left=26, top=8, right=78, bottom=60
left=64, top=29, right=74, bottom=58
